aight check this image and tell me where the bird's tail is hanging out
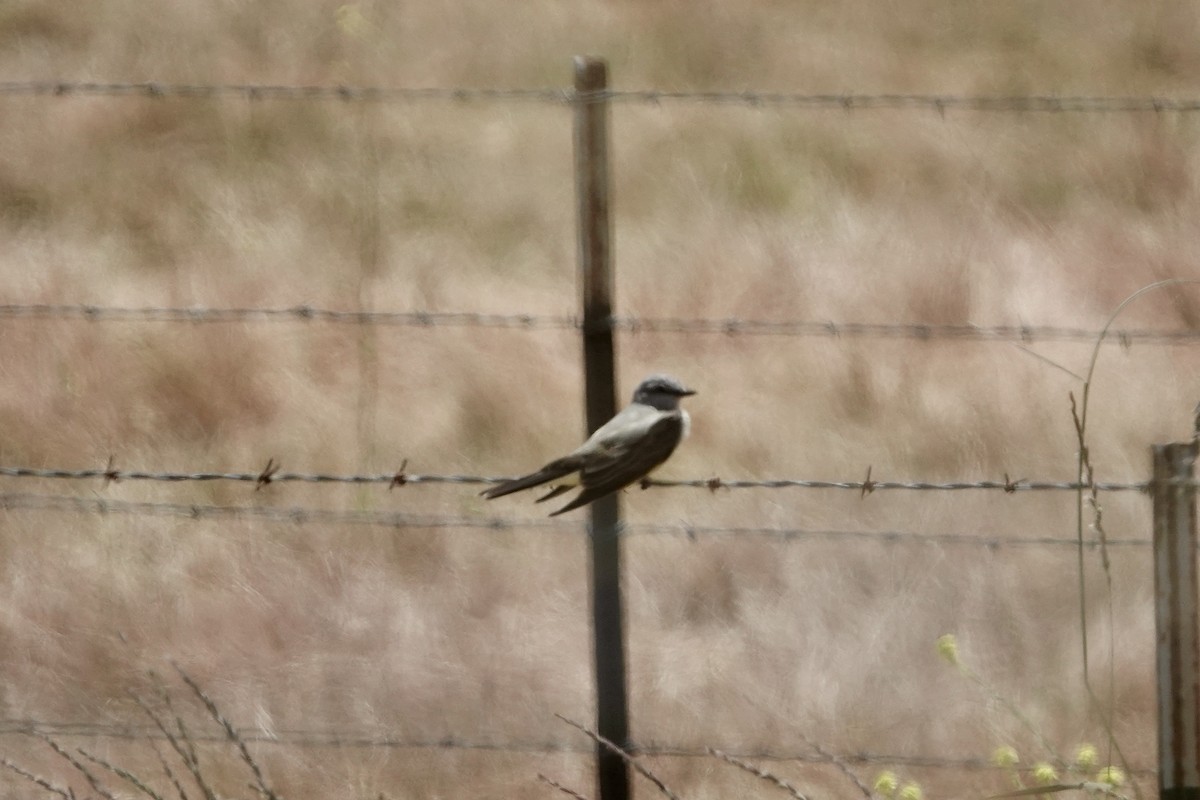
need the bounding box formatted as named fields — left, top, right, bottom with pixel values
left=481, top=457, right=580, bottom=500
left=548, top=487, right=606, bottom=516
left=535, top=484, right=574, bottom=504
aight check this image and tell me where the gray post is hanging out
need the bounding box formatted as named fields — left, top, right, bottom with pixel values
left=1152, top=440, right=1200, bottom=800
left=573, top=55, right=630, bottom=800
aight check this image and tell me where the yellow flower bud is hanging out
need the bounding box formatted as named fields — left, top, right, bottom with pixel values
left=898, top=782, right=923, bottom=800
left=991, top=745, right=1020, bottom=769
left=1096, top=766, right=1125, bottom=787
left=336, top=4, right=368, bottom=37
left=1074, top=743, right=1098, bottom=769
left=873, top=771, right=899, bottom=797
left=936, top=634, right=960, bottom=666
left=1032, top=762, right=1058, bottom=784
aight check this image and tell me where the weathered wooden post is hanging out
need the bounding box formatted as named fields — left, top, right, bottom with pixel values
left=574, top=55, right=630, bottom=800
left=1152, top=436, right=1200, bottom=800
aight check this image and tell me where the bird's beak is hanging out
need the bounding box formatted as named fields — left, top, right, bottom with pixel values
left=679, top=387, right=697, bottom=397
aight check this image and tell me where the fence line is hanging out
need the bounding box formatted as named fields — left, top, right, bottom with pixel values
left=0, top=464, right=1149, bottom=493
left=2, top=303, right=1198, bottom=345
left=0, top=491, right=1156, bottom=549
left=3, top=80, right=1200, bottom=114
left=3, top=66, right=1184, bottom=798
left=0, top=717, right=1158, bottom=775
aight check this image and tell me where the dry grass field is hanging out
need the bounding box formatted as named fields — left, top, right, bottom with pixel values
left=3, top=1, right=1200, bottom=798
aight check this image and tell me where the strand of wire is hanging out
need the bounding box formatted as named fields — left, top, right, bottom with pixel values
left=0, top=718, right=1157, bottom=774
left=0, top=465, right=1150, bottom=493
left=0, top=492, right=1160, bottom=549
left=3, top=80, right=1200, bottom=113
left=3, top=303, right=1198, bottom=345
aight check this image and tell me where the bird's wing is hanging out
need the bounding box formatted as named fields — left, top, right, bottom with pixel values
left=579, top=402, right=664, bottom=448
left=549, top=411, right=685, bottom=516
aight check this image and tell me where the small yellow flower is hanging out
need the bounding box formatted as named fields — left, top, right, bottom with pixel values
left=1032, top=762, right=1058, bottom=784
left=898, top=782, right=923, bottom=800
left=936, top=634, right=960, bottom=667
left=873, top=771, right=899, bottom=797
left=1096, top=766, right=1125, bottom=787
left=992, top=745, right=1020, bottom=769
left=335, top=4, right=368, bottom=37
left=1075, top=743, right=1098, bottom=769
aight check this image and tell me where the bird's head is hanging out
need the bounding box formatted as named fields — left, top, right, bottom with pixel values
left=631, top=374, right=696, bottom=410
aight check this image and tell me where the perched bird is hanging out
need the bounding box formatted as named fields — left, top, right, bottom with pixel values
left=482, top=374, right=696, bottom=516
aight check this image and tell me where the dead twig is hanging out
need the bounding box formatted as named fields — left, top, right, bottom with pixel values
left=555, top=714, right=681, bottom=800
left=708, top=747, right=810, bottom=800
left=537, top=773, right=590, bottom=800
left=172, top=662, right=282, bottom=800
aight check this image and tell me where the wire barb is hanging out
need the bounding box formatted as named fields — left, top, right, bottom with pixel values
left=861, top=465, right=876, bottom=498
left=389, top=460, right=409, bottom=489
left=104, top=455, right=120, bottom=486
left=255, top=459, right=279, bottom=490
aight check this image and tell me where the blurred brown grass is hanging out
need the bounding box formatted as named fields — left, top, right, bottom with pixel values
left=3, top=1, right=1200, bottom=797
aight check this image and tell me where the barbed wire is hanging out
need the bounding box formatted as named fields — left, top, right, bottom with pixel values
left=0, top=492, right=1158, bottom=549
left=650, top=476, right=1150, bottom=493
left=0, top=718, right=1157, bottom=775
left=0, top=464, right=1150, bottom=493
left=0, top=81, right=572, bottom=104
left=0, top=463, right=487, bottom=488
left=0, top=491, right=558, bottom=532
left=0, top=303, right=577, bottom=329
left=3, top=303, right=1197, bottom=345
left=2, top=80, right=1199, bottom=114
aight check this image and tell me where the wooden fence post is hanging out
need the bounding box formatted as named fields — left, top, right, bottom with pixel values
left=574, top=56, right=630, bottom=800
left=1152, top=439, right=1200, bottom=800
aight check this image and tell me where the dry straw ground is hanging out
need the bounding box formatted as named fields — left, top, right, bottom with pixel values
left=3, top=1, right=1200, bottom=798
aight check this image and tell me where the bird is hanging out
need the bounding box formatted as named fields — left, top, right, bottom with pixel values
left=481, top=374, right=696, bottom=516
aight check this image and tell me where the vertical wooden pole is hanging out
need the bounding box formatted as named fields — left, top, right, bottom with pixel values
left=1152, top=440, right=1200, bottom=800
left=573, top=55, right=630, bottom=800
